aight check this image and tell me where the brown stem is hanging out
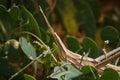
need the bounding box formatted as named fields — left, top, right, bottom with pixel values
left=95, top=47, right=120, bottom=61
left=96, top=51, right=120, bottom=68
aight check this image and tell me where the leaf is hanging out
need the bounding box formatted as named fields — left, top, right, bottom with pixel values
left=81, top=66, right=97, bottom=74
left=80, top=37, right=98, bottom=58
left=56, top=0, right=78, bottom=34
left=100, top=26, right=119, bottom=48
left=0, top=5, right=21, bottom=41
left=66, top=35, right=81, bottom=53
left=47, top=32, right=55, bottom=47
left=80, top=66, right=99, bottom=80
left=24, top=74, right=36, bottom=80
left=38, top=54, right=52, bottom=74
left=99, top=68, right=119, bottom=80
left=9, top=6, right=20, bottom=22
left=65, top=64, right=82, bottom=79
left=0, top=46, right=2, bottom=53
left=50, top=70, right=71, bottom=79
left=86, top=0, right=101, bottom=20
left=72, top=0, right=96, bottom=39
left=19, top=37, right=36, bottom=59
left=0, top=5, right=8, bottom=20
left=21, top=6, right=41, bottom=38
left=52, top=42, right=59, bottom=55
left=50, top=62, right=82, bottom=80
left=19, top=37, right=37, bottom=74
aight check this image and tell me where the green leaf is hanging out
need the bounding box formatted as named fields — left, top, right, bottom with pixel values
left=81, top=66, right=97, bottom=74
left=21, top=6, right=41, bottom=38
left=19, top=37, right=37, bottom=59
left=0, top=5, right=8, bottom=20
left=86, top=0, right=101, bottom=20
left=100, top=26, right=119, bottom=48
left=72, top=0, right=96, bottom=39
left=56, top=0, right=78, bottom=34
left=9, top=6, right=20, bottom=22
left=66, top=35, right=81, bottom=53
left=65, top=64, right=82, bottom=79
left=80, top=66, right=99, bottom=80
left=80, top=37, right=98, bottom=58
left=99, top=68, right=119, bottom=80
left=0, top=39, right=25, bottom=79
left=38, top=54, right=52, bottom=74
left=24, top=74, right=36, bottom=80
left=0, top=5, right=21, bottom=41
left=19, top=37, right=37, bottom=74
left=52, top=42, right=59, bottom=55
left=50, top=70, right=71, bottom=79
left=50, top=63, right=82, bottom=80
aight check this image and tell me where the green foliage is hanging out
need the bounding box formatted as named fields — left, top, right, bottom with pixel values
left=0, top=5, right=21, bottom=41
left=20, top=6, right=41, bottom=38
left=100, top=26, right=119, bottom=48
left=80, top=66, right=99, bottom=80
left=66, top=35, right=81, bottom=53
left=19, top=37, right=37, bottom=74
left=24, top=74, right=36, bottom=80
left=19, top=37, right=37, bottom=60
left=80, top=37, right=99, bottom=58
left=0, top=39, right=25, bottom=80
left=66, top=36, right=99, bottom=58
left=99, top=68, right=119, bottom=80
left=49, top=62, right=82, bottom=80
left=72, top=0, right=96, bottom=39
left=56, top=0, right=96, bottom=39
left=0, top=0, right=120, bottom=80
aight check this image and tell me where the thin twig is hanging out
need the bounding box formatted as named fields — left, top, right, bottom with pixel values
left=20, top=31, right=58, bottom=63
left=39, top=6, right=68, bottom=60
left=96, top=51, right=120, bottom=68
left=39, top=6, right=120, bottom=72
left=9, top=61, right=34, bottom=80
left=8, top=50, right=53, bottom=80
left=95, top=47, right=120, bottom=61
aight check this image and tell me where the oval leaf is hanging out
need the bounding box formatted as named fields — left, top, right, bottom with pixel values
left=19, top=37, right=36, bottom=60
left=80, top=37, right=98, bottom=58
left=100, top=26, right=119, bottom=48
left=21, top=6, right=41, bottom=38
left=81, top=66, right=99, bottom=80
left=66, top=35, right=81, bottom=53
left=19, top=37, right=37, bottom=74
left=100, top=68, right=119, bottom=80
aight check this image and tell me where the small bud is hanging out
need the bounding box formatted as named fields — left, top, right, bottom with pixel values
left=104, top=40, right=109, bottom=44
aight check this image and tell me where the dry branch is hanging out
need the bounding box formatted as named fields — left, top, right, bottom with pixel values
left=39, top=6, right=120, bottom=72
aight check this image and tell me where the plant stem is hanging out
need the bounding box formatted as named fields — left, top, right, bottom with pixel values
left=96, top=51, right=120, bottom=68
left=8, top=61, right=33, bottom=80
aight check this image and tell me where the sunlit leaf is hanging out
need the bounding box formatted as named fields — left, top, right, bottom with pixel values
left=24, top=74, right=36, bottom=80
left=56, top=0, right=78, bottom=34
